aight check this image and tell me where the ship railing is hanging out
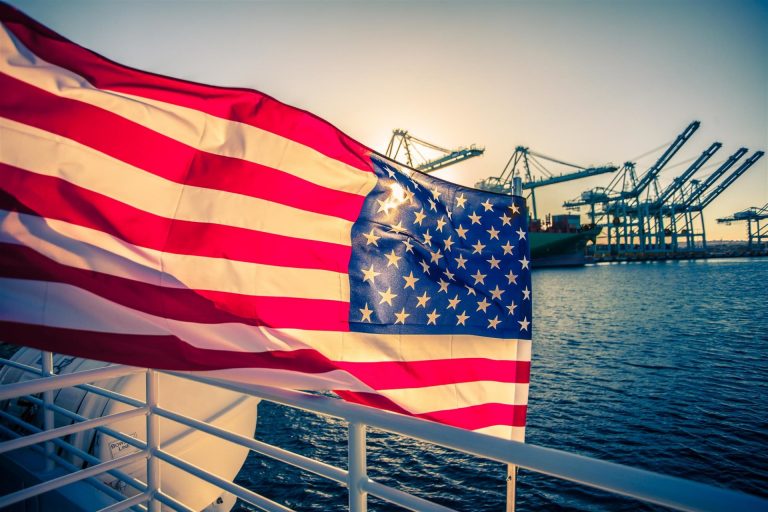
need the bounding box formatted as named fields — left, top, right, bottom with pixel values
left=1, top=351, right=767, bottom=512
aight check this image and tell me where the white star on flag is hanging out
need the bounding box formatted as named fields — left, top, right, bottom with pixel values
left=360, top=303, right=373, bottom=322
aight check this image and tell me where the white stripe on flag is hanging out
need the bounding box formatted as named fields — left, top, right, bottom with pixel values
left=313, top=330, right=532, bottom=363
left=0, top=210, right=350, bottom=300
left=378, top=381, right=530, bottom=413
left=0, top=24, right=376, bottom=196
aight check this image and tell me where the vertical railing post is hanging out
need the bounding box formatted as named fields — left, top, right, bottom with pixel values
left=146, top=369, right=161, bottom=512
left=41, top=351, right=55, bottom=472
left=506, top=464, right=517, bottom=512
left=348, top=421, right=367, bottom=512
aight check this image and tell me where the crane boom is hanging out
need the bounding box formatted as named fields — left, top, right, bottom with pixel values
left=417, top=148, right=485, bottom=173
left=653, top=142, right=721, bottom=207
left=695, top=150, right=764, bottom=210
left=564, top=121, right=702, bottom=209
left=522, top=165, right=618, bottom=189
left=385, top=129, right=484, bottom=173
left=475, top=145, right=617, bottom=219
left=680, top=147, right=748, bottom=208
left=624, top=121, right=700, bottom=199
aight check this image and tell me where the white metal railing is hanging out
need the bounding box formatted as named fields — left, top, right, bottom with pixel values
left=0, top=351, right=767, bottom=512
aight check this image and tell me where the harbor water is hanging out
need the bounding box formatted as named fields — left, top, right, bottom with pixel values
left=234, top=258, right=768, bottom=511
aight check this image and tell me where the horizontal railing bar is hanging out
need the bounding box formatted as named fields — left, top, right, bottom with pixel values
left=167, top=372, right=768, bottom=512
left=77, top=382, right=147, bottom=409
left=0, top=357, right=147, bottom=408
left=155, top=490, right=197, bottom=512
left=98, top=492, right=150, bottom=512
left=21, top=394, right=149, bottom=451
left=155, top=449, right=294, bottom=512
left=0, top=410, right=148, bottom=495
left=0, top=357, right=44, bottom=374
left=153, top=405, right=348, bottom=485
left=0, top=451, right=146, bottom=509
left=0, top=423, right=144, bottom=510
left=0, top=364, right=144, bottom=401
left=0, top=407, right=147, bottom=456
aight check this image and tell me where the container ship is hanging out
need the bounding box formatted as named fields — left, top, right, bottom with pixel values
left=529, top=214, right=600, bottom=267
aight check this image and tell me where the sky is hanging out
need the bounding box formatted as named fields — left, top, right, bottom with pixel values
left=7, top=0, right=768, bottom=240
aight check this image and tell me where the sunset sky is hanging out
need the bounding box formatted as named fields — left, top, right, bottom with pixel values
left=8, top=0, right=767, bottom=240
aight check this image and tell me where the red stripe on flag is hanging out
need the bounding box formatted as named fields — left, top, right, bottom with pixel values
left=1, top=164, right=351, bottom=273
left=337, top=358, right=530, bottom=389
left=335, top=391, right=527, bottom=429
left=0, top=321, right=344, bottom=373
left=0, top=4, right=374, bottom=173
left=423, top=403, right=527, bottom=430
left=0, top=243, right=351, bottom=331
left=0, top=321, right=525, bottom=405
left=0, top=73, right=367, bottom=222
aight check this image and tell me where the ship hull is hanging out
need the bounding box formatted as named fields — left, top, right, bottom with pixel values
left=529, top=227, right=601, bottom=268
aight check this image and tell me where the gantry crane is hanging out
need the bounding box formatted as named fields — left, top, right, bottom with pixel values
left=687, top=151, right=764, bottom=211
left=651, top=143, right=721, bottom=210
left=672, top=150, right=765, bottom=252
left=659, top=148, right=748, bottom=251
left=562, top=121, right=702, bottom=257
left=674, top=148, right=748, bottom=211
left=717, top=203, right=768, bottom=250
left=622, top=121, right=701, bottom=203
left=643, top=141, right=722, bottom=251
left=563, top=121, right=701, bottom=210
left=385, top=129, right=484, bottom=173
left=475, top=146, right=618, bottom=220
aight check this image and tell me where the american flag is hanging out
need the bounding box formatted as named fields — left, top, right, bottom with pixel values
left=0, top=4, right=531, bottom=439
left=338, top=158, right=532, bottom=438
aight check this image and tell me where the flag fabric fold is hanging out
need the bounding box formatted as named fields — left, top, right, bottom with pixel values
left=0, top=3, right=532, bottom=440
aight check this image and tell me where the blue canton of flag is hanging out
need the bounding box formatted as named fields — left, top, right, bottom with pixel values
left=349, top=157, right=532, bottom=338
